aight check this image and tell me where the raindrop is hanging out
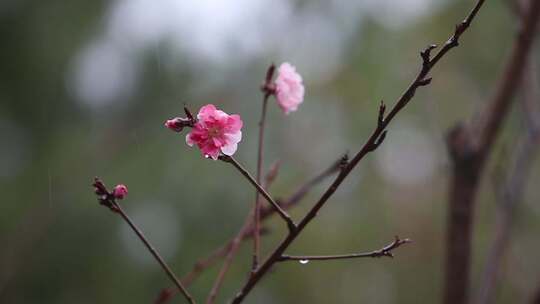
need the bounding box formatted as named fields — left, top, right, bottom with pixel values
left=299, top=259, right=309, bottom=265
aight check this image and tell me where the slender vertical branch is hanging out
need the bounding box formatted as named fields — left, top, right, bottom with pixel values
left=113, top=202, right=196, bottom=304
left=230, top=1, right=486, bottom=302
left=253, top=84, right=271, bottom=271
left=444, top=1, right=540, bottom=303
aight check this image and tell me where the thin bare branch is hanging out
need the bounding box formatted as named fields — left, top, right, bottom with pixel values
left=115, top=203, right=196, bottom=304
left=252, top=64, right=274, bottom=272
left=221, top=155, right=296, bottom=232
left=278, top=236, right=411, bottom=262
left=92, top=178, right=196, bottom=304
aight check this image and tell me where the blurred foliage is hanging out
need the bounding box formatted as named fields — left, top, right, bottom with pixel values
left=1, top=0, right=539, bottom=303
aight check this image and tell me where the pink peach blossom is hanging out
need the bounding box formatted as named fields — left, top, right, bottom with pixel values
left=113, top=184, right=128, bottom=199
left=275, top=62, right=304, bottom=114
left=186, top=104, right=243, bottom=160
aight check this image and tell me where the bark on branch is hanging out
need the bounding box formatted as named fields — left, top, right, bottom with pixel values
left=277, top=236, right=411, bottom=262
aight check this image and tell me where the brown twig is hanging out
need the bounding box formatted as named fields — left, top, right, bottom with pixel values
left=253, top=63, right=275, bottom=272
left=444, top=1, right=540, bottom=303
left=92, top=178, right=196, bottom=304
left=221, top=155, right=296, bottom=232
left=114, top=203, right=196, bottom=304
left=230, top=1, right=486, bottom=302
left=156, top=157, right=340, bottom=304
left=277, top=236, right=411, bottom=262
left=476, top=43, right=540, bottom=304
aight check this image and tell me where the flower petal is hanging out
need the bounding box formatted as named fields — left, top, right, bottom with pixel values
left=226, top=130, right=242, bottom=145
left=186, top=133, right=194, bottom=146
left=221, top=143, right=238, bottom=156
left=227, top=114, right=243, bottom=132
left=197, top=104, right=218, bottom=120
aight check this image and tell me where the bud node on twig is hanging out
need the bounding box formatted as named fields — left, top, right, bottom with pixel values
left=420, top=44, right=437, bottom=66
left=378, top=101, right=387, bottom=127
left=418, top=77, right=433, bottom=86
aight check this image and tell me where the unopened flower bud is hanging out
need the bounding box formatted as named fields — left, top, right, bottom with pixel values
left=164, top=118, right=185, bottom=132
left=113, top=184, right=128, bottom=200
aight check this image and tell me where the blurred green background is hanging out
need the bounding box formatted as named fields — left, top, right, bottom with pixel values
left=1, top=0, right=539, bottom=303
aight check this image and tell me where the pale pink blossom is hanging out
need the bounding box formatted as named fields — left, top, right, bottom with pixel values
left=186, top=104, right=243, bottom=160
left=113, top=184, right=128, bottom=199
left=275, top=62, right=304, bottom=114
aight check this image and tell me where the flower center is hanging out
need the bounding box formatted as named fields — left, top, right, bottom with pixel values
left=208, top=127, right=221, bottom=137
